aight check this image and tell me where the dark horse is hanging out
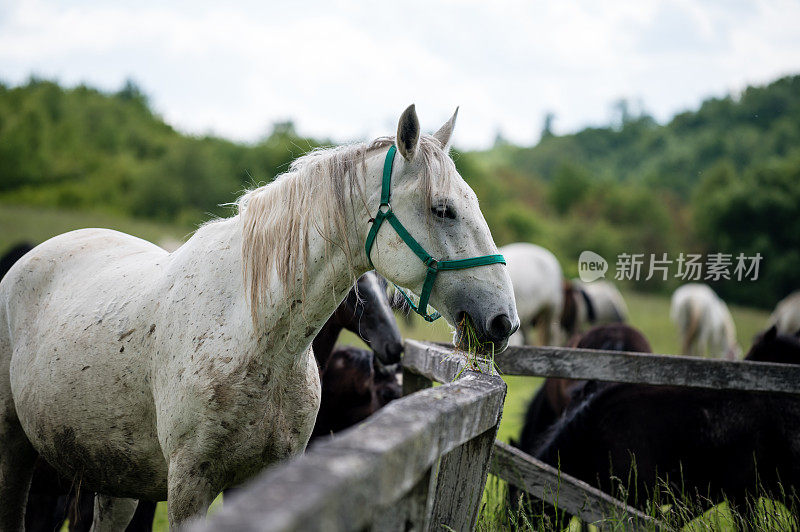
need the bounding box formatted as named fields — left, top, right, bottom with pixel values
left=514, top=324, right=653, bottom=455
left=0, top=243, right=33, bottom=280
left=26, top=270, right=404, bottom=531
left=311, top=345, right=402, bottom=440
left=526, top=326, right=800, bottom=528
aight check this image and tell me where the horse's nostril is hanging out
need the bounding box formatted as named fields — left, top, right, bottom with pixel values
left=488, top=313, right=513, bottom=341
left=378, top=341, right=404, bottom=364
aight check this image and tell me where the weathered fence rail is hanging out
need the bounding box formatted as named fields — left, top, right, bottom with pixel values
left=491, top=441, right=657, bottom=529
left=496, top=345, right=800, bottom=394
left=413, top=340, right=800, bottom=394
left=190, top=344, right=505, bottom=531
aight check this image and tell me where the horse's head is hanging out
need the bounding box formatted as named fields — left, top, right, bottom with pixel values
left=335, top=271, right=403, bottom=365
left=366, top=105, right=519, bottom=353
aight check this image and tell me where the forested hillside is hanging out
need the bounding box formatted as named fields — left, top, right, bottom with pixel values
left=0, top=79, right=322, bottom=224
left=1, top=76, right=798, bottom=307
left=486, top=75, right=800, bottom=196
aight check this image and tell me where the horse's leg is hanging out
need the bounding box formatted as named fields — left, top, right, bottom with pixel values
left=25, top=459, right=71, bottom=532
left=166, top=458, right=217, bottom=527
left=0, top=333, right=38, bottom=532
left=537, top=308, right=553, bottom=346
left=69, top=489, right=97, bottom=532
left=24, top=491, right=68, bottom=532
left=0, top=410, right=38, bottom=531
left=89, top=495, right=137, bottom=532
left=125, top=500, right=158, bottom=532
left=547, top=315, right=562, bottom=347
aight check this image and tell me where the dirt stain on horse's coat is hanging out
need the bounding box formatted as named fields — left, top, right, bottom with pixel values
left=118, top=329, right=135, bottom=341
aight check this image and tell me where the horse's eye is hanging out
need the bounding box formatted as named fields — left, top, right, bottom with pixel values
left=431, top=202, right=456, bottom=220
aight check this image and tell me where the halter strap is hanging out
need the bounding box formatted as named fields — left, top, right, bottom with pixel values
left=365, top=145, right=506, bottom=321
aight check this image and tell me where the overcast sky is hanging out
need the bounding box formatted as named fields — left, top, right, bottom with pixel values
left=2, top=0, right=799, bottom=149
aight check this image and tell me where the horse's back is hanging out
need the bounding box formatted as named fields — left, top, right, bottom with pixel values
left=582, top=280, right=628, bottom=322
left=536, top=383, right=800, bottom=501
left=501, top=243, right=563, bottom=318
left=771, top=291, right=800, bottom=335
left=1, top=228, right=167, bottom=363
left=1, top=228, right=164, bottom=301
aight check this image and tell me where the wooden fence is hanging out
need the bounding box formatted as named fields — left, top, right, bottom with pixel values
left=190, top=339, right=800, bottom=531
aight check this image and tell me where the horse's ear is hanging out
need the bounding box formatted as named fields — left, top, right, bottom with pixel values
left=433, top=107, right=459, bottom=151
left=397, top=104, right=420, bottom=161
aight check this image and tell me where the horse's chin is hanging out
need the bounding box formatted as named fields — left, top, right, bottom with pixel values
left=452, top=337, right=507, bottom=356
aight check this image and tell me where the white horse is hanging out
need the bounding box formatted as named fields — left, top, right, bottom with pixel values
left=561, top=279, right=628, bottom=338
left=769, top=291, right=800, bottom=335
left=501, top=243, right=563, bottom=346
left=670, top=283, right=741, bottom=360
left=0, top=105, right=519, bottom=530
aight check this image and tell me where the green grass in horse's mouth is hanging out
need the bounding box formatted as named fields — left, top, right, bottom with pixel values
left=454, top=313, right=498, bottom=377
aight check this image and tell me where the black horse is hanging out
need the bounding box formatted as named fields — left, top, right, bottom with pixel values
left=524, top=326, right=800, bottom=528
left=26, top=270, right=404, bottom=531
left=509, top=324, right=652, bottom=523
left=514, top=324, right=653, bottom=457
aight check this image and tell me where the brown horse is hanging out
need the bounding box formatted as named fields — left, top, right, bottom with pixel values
left=311, top=346, right=401, bottom=440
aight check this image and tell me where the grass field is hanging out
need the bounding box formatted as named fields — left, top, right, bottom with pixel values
left=0, top=203, right=191, bottom=252
left=1, top=204, right=776, bottom=530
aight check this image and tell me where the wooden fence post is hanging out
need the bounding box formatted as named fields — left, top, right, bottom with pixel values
left=428, top=374, right=506, bottom=531
left=371, top=459, right=441, bottom=531
left=429, top=427, right=499, bottom=530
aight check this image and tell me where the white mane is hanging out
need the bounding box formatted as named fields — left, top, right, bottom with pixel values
left=238, top=134, right=456, bottom=321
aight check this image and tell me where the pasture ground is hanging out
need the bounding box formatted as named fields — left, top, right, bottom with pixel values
left=1, top=206, right=780, bottom=530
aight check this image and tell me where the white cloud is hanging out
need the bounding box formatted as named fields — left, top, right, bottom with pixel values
left=1, top=0, right=799, bottom=148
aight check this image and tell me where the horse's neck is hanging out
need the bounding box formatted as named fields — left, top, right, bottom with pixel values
left=171, top=155, right=378, bottom=366
left=279, top=215, right=369, bottom=351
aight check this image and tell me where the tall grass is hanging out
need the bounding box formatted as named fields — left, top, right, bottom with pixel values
left=477, top=466, right=798, bottom=531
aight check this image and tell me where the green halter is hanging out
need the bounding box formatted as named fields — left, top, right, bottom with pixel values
left=365, top=145, right=506, bottom=322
